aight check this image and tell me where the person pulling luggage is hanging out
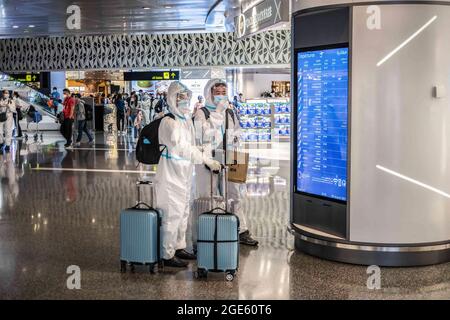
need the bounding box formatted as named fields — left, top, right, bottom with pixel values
left=193, top=79, right=258, bottom=247
left=155, top=81, right=221, bottom=268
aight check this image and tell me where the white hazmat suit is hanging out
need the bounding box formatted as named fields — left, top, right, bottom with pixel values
left=193, top=79, right=248, bottom=234
left=0, top=95, right=16, bottom=148
left=155, top=81, right=220, bottom=260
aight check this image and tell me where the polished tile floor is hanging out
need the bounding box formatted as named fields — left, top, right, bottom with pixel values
left=0, top=132, right=449, bottom=300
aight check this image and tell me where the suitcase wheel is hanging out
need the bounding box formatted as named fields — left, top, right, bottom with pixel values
left=196, top=268, right=208, bottom=279
left=225, top=271, right=235, bottom=282
left=130, top=264, right=136, bottom=273
left=120, top=261, right=127, bottom=273
left=149, top=263, right=156, bottom=274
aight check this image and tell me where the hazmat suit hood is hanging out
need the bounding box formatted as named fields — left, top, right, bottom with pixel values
left=167, top=81, right=193, bottom=119
left=204, top=78, right=228, bottom=111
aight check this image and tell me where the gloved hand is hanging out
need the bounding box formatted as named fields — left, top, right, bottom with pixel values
left=204, top=158, right=221, bottom=172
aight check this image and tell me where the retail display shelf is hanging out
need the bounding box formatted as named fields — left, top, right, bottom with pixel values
left=237, top=98, right=291, bottom=143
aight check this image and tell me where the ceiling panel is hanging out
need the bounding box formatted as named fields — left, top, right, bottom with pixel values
left=0, top=0, right=221, bottom=38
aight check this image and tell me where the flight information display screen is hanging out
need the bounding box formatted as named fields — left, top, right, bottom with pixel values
left=296, top=47, right=349, bottom=202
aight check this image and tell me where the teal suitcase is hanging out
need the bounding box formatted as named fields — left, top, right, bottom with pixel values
left=120, top=181, right=162, bottom=273
left=196, top=167, right=240, bottom=282
left=196, top=209, right=240, bottom=281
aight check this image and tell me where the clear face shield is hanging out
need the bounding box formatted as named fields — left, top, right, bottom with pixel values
left=176, top=90, right=192, bottom=114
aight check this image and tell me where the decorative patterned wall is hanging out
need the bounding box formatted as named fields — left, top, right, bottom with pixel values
left=0, top=30, right=290, bottom=72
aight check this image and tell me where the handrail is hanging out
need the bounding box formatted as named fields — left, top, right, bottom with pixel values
left=0, top=72, right=57, bottom=120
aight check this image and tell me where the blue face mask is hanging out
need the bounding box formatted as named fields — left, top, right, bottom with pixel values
left=214, top=95, right=228, bottom=105
left=177, top=100, right=190, bottom=112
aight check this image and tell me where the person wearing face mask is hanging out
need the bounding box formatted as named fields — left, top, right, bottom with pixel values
left=12, top=92, right=25, bottom=139
left=0, top=90, right=16, bottom=152
left=62, top=88, right=76, bottom=148
left=193, top=79, right=259, bottom=247
left=155, top=81, right=221, bottom=268
left=193, top=95, right=204, bottom=116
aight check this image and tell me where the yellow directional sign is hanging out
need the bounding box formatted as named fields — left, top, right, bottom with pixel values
left=124, top=71, right=180, bottom=81
left=10, top=73, right=40, bottom=82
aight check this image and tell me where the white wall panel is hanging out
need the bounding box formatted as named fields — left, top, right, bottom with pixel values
left=350, top=4, right=450, bottom=243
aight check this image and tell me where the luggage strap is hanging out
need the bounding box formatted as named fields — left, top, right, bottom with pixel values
left=214, top=215, right=218, bottom=270
left=203, top=212, right=240, bottom=270
left=197, top=240, right=238, bottom=243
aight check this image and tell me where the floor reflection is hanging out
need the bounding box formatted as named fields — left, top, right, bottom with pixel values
left=0, top=132, right=448, bottom=299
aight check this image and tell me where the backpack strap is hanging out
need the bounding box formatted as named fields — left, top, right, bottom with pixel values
left=201, top=107, right=210, bottom=120
left=191, top=106, right=210, bottom=124
left=226, top=108, right=236, bottom=127
left=165, top=113, right=175, bottom=120
left=223, top=108, right=237, bottom=152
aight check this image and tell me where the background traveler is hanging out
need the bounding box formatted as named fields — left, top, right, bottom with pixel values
left=115, top=94, right=126, bottom=135
left=74, top=94, right=94, bottom=147
left=51, top=87, right=60, bottom=116
left=0, top=90, right=15, bottom=152
left=12, top=92, right=24, bottom=139
left=62, top=88, right=75, bottom=148
left=193, top=95, right=204, bottom=115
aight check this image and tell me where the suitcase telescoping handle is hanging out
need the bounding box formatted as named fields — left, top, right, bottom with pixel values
left=136, top=180, right=155, bottom=208
left=134, top=180, right=161, bottom=264
left=209, top=165, right=229, bottom=214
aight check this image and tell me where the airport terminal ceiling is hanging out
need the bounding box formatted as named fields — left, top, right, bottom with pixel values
left=0, top=0, right=244, bottom=37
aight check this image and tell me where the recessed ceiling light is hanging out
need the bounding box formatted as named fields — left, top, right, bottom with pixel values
left=143, top=7, right=150, bottom=10
left=28, top=25, right=35, bottom=28
left=165, top=6, right=172, bottom=9
left=12, top=25, right=19, bottom=29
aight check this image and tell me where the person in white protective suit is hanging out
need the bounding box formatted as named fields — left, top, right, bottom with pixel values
left=155, top=81, right=221, bottom=268
left=193, top=79, right=259, bottom=246
left=0, top=90, right=16, bottom=153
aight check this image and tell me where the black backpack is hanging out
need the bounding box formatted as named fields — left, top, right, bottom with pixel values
left=85, top=103, right=93, bottom=121
left=154, top=99, right=167, bottom=114
left=136, top=113, right=175, bottom=165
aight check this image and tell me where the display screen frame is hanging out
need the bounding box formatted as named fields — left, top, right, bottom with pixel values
left=293, top=43, right=350, bottom=205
